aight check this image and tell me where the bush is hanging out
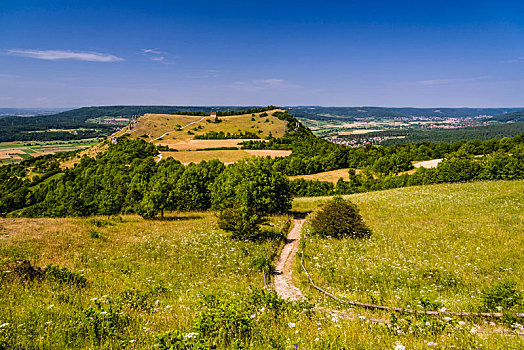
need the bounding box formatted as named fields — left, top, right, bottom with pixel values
left=217, top=206, right=268, bottom=240
left=482, top=279, right=522, bottom=311
left=310, top=197, right=371, bottom=238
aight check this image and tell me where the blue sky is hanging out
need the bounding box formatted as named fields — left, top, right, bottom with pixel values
left=1, top=0, right=523, bottom=108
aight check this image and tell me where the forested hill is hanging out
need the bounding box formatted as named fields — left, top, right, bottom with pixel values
left=0, top=105, right=277, bottom=142
left=489, top=109, right=524, bottom=122
left=287, top=106, right=524, bottom=120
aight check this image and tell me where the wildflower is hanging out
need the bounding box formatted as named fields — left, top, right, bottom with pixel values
left=288, top=322, right=296, bottom=328
left=100, top=311, right=108, bottom=315
left=47, top=304, right=54, bottom=309
left=458, top=321, right=466, bottom=326
left=0, top=323, right=9, bottom=328
left=438, top=307, right=447, bottom=313
left=185, top=332, right=199, bottom=339
left=394, top=341, right=405, bottom=350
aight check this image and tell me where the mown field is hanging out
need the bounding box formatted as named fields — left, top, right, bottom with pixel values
left=162, top=149, right=292, bottom=165
left=295, top=181, right=524, bottom=317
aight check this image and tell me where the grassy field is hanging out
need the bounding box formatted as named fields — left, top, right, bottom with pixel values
left=294, top=181, right=524, bottom=317
left=0, top=212, right=293, bottom=348
left=0, top=139, right=98, bottom=165
left=1, top=181, right=523, bottom=348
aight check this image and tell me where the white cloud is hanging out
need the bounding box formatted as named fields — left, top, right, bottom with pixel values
left=6, top=49, right=124, bottom=62
left=140, top=48, right=173, bottom=64
left=232, top=78, right=301, bottom=89
left=406, top=76, right=490, bottom=87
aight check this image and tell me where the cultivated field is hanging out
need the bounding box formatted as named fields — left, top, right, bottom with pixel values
left=0, top=140, right=97, bottom=165
left=294, top=181, right=524, bottom=314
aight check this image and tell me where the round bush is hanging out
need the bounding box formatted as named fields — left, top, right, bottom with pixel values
left=310, top=197, right=371, bottom=238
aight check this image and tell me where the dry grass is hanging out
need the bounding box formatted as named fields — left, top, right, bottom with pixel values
left=289, top=168, right=361, bottom=184
left=161, top=148, right=292, bottom=165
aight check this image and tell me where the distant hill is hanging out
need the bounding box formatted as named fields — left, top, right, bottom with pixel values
left=0, top=106, right=277, bottom=142
left=287, top=106, right=523, bottom=120
left=489, top=109, right=524, bottom=122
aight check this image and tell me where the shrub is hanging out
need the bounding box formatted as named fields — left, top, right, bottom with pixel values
left=482, top=279, right=522, bottom=311
left=217, top=206, right=268, bottom=240
left=310, top=197, right=371, bottom=238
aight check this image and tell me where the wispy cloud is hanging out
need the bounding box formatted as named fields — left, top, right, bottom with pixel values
left=501, top=56, right=524, bottom=64
left=232, top=78, right=302, bottom=89
left=405, top=76, right=490, bottom=87
left=140, top=48, right=174, bottom=64
left=6, top=49, right=124, bottom=62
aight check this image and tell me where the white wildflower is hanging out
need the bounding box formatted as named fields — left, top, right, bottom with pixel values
left=394, top=341, right=405, bottom=350
left=288, top=322, right=296, bottom=328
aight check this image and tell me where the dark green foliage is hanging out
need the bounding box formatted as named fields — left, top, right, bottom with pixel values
left=310, top=197, right=371, bottom=238
left=482, top=280, right=523, bottom=311
left=217, top=206, right=269, bottom=240
left=77, top=300, right=132, bottom=346
left=211, top=157, right=293, bottom=215
left=44, top=265, right=87, bottom=287
left=194, top=146, right=238, bottom=151
left=1, top=260, right=87, bottom=287
left=156, top=145, right=177, bottom=151
left=194, top=130, right=260, bottom=139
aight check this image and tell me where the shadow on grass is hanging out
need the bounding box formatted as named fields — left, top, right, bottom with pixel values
left=289, top=210, right=311, bottom=219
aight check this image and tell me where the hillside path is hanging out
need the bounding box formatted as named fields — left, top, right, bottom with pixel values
left=274, top=219, right=306, bottom=301
left=149, top=116, right=207, bottom=143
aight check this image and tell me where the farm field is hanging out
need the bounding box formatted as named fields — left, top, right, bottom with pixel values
left=0, top=139, right=98, bottom=165
left=294, top=181, right=524, bottom=318
left=161, top=149, right=292, bottom=165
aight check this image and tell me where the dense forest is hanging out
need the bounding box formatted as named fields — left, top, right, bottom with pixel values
left=0, top=109, right=522, bottom=218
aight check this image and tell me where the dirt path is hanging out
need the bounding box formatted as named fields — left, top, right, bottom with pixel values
left=274, top=219, right=306, bottom=301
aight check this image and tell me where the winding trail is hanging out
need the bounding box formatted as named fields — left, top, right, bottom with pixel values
left=274, top=219, right=306, bottom=301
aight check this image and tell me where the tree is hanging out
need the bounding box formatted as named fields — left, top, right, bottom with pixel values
left=310, top=197, right=371, bottom=239
left=212, top=158, right=292, bottom=239
left=211, top=158, right=292, bottom=214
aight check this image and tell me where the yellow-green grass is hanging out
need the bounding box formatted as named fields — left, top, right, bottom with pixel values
left=0, top=212, right=288, bottom=347
left=293, top=180, right=524, bottom=316
left=1, top=204, right=521, bottom=348
left=161, top=149, right=291, bottom=165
